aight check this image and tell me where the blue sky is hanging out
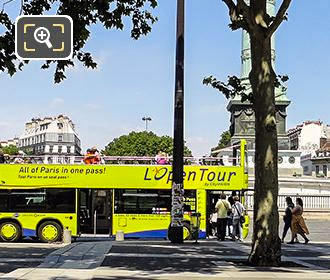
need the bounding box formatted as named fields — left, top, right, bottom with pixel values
left=0, top=0, right=329, bottom=156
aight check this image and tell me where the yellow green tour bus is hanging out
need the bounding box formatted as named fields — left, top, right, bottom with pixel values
left=0, top=140, right=249, bottom=243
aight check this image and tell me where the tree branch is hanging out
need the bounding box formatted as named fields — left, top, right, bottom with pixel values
left=222, top=0, right=238, bottom=22
left=222, top=0, right=255, bottom=32
left=237, top=0, right=255, bottom=31
left=267, top=0, right=292, bottom=38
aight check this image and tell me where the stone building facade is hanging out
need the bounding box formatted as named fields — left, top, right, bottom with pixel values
left=287, top=121, right=329, bottom=176
left=18, top=115, right=81, bottom=163
left=310, top=138, right=330, bottom=178
left=0, top=137, right=19, bottom=147
left=287, top=121, right=327, bottom=154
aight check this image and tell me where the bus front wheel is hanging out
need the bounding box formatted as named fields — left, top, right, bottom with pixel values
left=38, top=221, right=62, bottom=243
left=0, top=221, right=22, bottom=242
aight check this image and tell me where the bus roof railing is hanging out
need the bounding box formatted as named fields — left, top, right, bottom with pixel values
left=1, top=155, right=242, bottom=166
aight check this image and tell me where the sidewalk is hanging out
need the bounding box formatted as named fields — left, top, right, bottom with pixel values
left=1, top=240, right=329, bottom=280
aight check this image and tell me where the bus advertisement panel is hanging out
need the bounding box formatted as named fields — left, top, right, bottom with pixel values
left=0, top=164, right=246, bottom=191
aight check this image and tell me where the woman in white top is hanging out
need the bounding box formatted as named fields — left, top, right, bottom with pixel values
left=232, top=196, right=245, bottom=241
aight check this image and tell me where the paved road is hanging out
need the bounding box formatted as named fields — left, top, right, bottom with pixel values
left=0, top=241, right=64, bottom=277
left=246, top=219, right=330, bottom=243
left=0, top=219, right=329, bottom=279
left=2, top=239, right=330, bottom=280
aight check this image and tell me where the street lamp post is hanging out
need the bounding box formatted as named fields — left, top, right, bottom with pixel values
left=168, top=0, right=184, bottom=244
left=142, top=116, right=152, bottom=131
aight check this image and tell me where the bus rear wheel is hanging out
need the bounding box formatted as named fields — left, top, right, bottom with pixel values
left=38, top=221, right=62, bottom=243
left=0, top=221, right=22, bottom=242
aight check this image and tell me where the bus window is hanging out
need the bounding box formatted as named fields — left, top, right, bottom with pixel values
left=46, top=189, right=75, bottom=213
left=7, top=189, right=75, bottom=213
left=114, top=189, right=196, bottom=214
left=114, top=189, right=172, bottom=214
left=183, top=190, right=196, bottom=212
left=8, top=190, right=46, bottom=212
left=0, top=190, right=8, bottom=212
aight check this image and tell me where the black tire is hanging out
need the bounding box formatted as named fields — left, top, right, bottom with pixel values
left=0, top=221, right=22, bottom=242
left=38, top=221, right=62, bottom=243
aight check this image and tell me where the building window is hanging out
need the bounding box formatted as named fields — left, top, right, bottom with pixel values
left=58, top=135, right=63, bottom=142
left=49, top=145, right=53, bottom=153
left=323, top=165, right=327, bottom=177
left=67, top=146, right=71, bottom=154
left=316, top=165, right=319, bottom=175
left=289, top=156, right=295, bottom=164
left=58, top=146, right=62, bottom=153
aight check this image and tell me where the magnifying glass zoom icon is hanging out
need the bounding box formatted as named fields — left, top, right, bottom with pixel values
left=34, top=27, right=53, bottom=49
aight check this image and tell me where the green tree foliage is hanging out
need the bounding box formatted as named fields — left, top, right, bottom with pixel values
left=212, top=130, right=231, bottom=151
left=103, top=131, right=192, bottom=157
left=0, top=145, right=19, bottom=155
left=0, top=0, right=158, bottom=83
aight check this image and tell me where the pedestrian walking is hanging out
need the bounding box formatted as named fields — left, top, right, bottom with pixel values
left=215, top=193, right=231, bottom=241
left=232, top=196, right=246, bottom=242
left=282, top=196, right=294, bottom=243
left=288, top=197, right=309, bottom=244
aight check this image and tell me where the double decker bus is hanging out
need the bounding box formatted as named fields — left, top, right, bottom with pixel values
left=0, top=140, right=248, bottom=243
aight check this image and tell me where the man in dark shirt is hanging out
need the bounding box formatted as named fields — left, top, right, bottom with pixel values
left=282, top=196, right=294, bottom=243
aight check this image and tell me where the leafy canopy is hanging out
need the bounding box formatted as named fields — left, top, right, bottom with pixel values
left=212, top=130, right=231, bottom=152
left=0, top=144, right=19, bottom=155
left=103, top=131, right=192, bottom=157
left=0, top=0, right=158, bottom=83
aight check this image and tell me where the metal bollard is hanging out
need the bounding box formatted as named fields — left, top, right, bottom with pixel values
left=116, top=230, right=124, bottom=241
left=63, top=228, right=72, bottom=244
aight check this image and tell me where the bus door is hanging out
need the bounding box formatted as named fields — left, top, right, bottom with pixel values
left=78, top=189, right=112, bottom=235
left=92, top=190, right=112, bottom=234
left=206, top=191, right=220, bottom=236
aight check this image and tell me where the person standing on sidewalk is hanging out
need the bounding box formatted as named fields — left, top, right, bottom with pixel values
left=215, top=193, right=231, bottom=241
left=232, top=196, right=246, bottom=242
left=282, top=196, right=294, bottom=243
left=288, top=197, right=309, bottom=244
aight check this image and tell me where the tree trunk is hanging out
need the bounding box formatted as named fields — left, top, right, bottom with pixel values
left=248, top=33, right=281, bottom=266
